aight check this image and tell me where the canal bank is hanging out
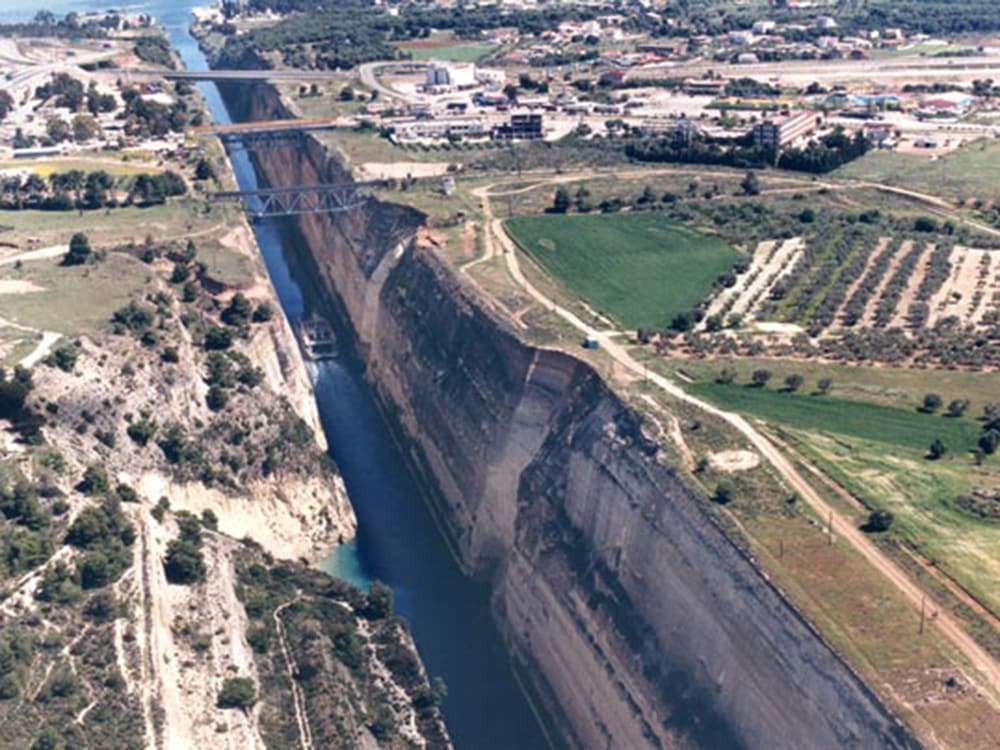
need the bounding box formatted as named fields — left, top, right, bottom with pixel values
left=0, top=2, right=552, bottom=748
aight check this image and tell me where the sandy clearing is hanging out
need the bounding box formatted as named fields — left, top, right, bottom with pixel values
left=754, top=321, right=804, bottom=334
left=709, top=449, right=761, bottom=472
left=0, top=280, right=45, bottom=294
left=356, top=161, right=453, bottom=181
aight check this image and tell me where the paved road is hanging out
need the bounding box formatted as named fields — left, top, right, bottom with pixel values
left=475, top=179, right=1000, bottom=701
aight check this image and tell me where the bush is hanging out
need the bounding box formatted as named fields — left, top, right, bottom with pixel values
left=46, top=344, right=79, bottom=372
left=61, top=233, right=92, bottom=266
left=164, top=538, right=206, bottom=584
left=863, top=509, right=894, bottom=533
left=217, top=677, right=257, bottom=710
left=927, top=438, right=947, bottom=460
left=712, top=482, right=734, bottom=504
left=920, top=393, right=942, bottom=413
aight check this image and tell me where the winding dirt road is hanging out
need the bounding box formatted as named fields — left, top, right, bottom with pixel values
left=476, top=184, right=1000, bottom=701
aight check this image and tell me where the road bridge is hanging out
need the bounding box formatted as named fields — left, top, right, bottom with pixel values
left=210, top=183, right=381, bottom=218
left=192, top=118, right=344, bottom=150
left=122, top=67, right=352, bottom=83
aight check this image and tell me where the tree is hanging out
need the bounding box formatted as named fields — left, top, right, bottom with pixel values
left=550, top=187, right=571, bottom=214
left=751, top=369, right=772, bottom=387
left=784, top=373, right=804, bottom=392
left=164, top=539, right=206, bottom=584
left=927, top=438, right=947, bottom=460
left=217, top=677, right=257, bottom=710
left=979, top=430, right=998, bottom=455
left=740, top=170, right=760, bottom=196
left=194, top=158, right=216, bottom=181
left=817, top=376, right=833, bottom=395
left=221, top=293, right=253, bottom=326
left=62, top=232, right=92, bottom=266
left=0, top=91, right=13, bottom=122
left=46, top=117, right=71, bottom=143
left=945, top=399, right=969, bottom=418
left=72, top=114, right=98, bottom=142
left=712, top=482, right=734, bottom=504
left=863, top=509, right=893, bottom=533
left=364, top=580, right=394, bottom=619
left=716, top=367, right=736, bottom=384
left=920, top=393, right=943, bottom=413
left=339, top=86, right=355, bottom=101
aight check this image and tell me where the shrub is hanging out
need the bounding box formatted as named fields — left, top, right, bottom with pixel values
left=863, top=509, right=894, bottom=532
left=164, top=539, right=206, bottom=584
left=46, top=344, right=79, bottom=372
left=217, top=677, right=256, bottom=710
left=61, top=233, right=92, bottom=266
left=712, top=482, right=734, bottom=504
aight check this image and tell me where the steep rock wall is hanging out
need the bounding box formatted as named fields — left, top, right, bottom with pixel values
left=228, top=82, right=918, bottom=750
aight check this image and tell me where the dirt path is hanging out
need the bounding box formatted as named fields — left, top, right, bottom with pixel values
left=273, top=597, right=315, bottom=750
left=0, top=244, right=67, bottom=266
left=480, top=185, right=1000, bottom=701
left=19, top=330, right=61, bottom=368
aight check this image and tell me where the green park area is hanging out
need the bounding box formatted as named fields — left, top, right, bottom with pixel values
left=504, top=212, right=738, bottom=329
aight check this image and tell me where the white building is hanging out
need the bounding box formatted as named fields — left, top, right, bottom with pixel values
left=425, top=63, right=478, bottom=91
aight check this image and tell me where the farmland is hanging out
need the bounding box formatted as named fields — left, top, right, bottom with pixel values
left=504, top=212, right=738, bottom=329
left=688, top=381, right=983, bottom=454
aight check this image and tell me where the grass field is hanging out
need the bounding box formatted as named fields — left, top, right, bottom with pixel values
left=0, top=252, right=150, bottom=335
left=504, top=213, right=738, bottom=329
left=688, top=381, right=983, bottom=454
left=675, top=357, right=1000, bottom=418
left=0, top=157, right=163, bottom=178
left=404, top=43, right=494, bottom=62
left=790, top=429, right=1000, bottom=614
left=835, top=138, right=1000, bottom=201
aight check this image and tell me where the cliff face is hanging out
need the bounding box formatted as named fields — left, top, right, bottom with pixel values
left=233, top=83, right=917, bottom=750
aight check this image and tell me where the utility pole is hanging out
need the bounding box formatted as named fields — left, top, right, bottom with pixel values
left=919, top=595, right=926, bottom=635
left=827, top=510, right=834, bottom=545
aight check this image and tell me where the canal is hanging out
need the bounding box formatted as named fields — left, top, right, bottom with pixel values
left=2, top=2, right=551, bottom=748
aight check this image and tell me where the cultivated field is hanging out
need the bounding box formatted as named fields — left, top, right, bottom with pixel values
left=688, top=381, right=983, bottom=455
left=504, top=212, right=738, bottom=329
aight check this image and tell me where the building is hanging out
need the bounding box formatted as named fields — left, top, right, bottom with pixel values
left=393, top=117, right=486, bottom=141
left=424, top=63, right=478, bottom=91
left=684, top=78, right=727, bottom=97
left=492, top=113, right=544, bottom=141
left=752, top=111, right=817, bottom=148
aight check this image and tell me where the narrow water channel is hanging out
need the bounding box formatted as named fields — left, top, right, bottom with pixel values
left=3, top=2, right=551, bottom=747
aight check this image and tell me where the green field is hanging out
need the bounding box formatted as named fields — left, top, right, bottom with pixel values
left=676, top=357, right=1000, bottom=418
left=689, top=381, right=983, bottom=454
left=504, top=213, right=738, bottom=329
left=836, top=138, right=1000, bottom=200
left=395, top=40, right=494, bottom=62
